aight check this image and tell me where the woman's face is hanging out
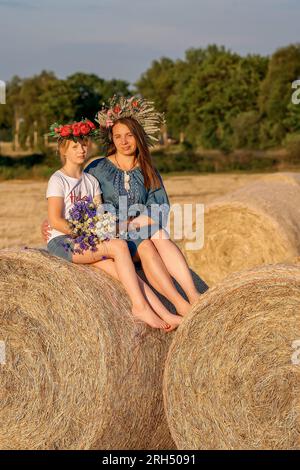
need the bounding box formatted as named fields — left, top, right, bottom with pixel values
left=112, top=122, right=137, bottom=156
left=63, top=139, right=90, bottom=164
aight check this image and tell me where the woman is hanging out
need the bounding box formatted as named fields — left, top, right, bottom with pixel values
left=85, top=96, right=201, bottom=316
left=45, top=118, right=182, bottom=332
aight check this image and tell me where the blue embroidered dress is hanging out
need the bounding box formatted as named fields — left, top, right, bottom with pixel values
left=84, top=157, right=170, bottom=258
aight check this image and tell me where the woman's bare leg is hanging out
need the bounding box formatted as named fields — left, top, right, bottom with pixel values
left=91, top=258, right=182, bottom=331
left=150, top=229, right=201, bottom=304
left=74, top=239, right=171, bottom=330
left=136, top=239, right=191, bottom=316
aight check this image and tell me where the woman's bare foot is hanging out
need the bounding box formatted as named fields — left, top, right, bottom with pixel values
left=176, top=298, right=193, bottom=317
left=132, top=303, right=171, bottom=331
left=188, top=292, right=202, bottom=304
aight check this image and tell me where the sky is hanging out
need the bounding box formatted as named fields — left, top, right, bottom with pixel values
left=0, top=0, right=299, bottom=85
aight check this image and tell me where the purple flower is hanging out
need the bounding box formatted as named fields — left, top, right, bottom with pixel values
left=88, top=235, right=96, bottom=245
left=65, top=198, right=102, bottom=254
left=62, top=240, right=73, bottom=253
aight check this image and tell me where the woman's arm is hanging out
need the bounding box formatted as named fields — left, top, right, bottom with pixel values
left=47, top=197, right=72, bottom=236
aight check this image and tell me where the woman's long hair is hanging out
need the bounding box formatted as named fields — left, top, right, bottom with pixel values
left=107, top=117, right=161, bottom=190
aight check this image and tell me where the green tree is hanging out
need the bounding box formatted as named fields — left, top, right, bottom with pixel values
left=259, top=44, right=300, bottom=146
left=166, top=45, right=268, bottom=150
left=135, top=57, right=176, bottom=113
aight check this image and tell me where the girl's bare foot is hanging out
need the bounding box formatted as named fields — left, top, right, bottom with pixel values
left=163, top=323, right=178, bottom=333
left=132, top=303, right=171, bottom=331
left=156, top=311, right=183, bottom=330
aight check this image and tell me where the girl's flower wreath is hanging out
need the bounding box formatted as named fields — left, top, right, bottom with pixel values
left=48, top=119, right=98, bottom=143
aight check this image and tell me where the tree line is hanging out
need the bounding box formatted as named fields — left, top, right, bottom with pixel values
left=1, top=43, right=300, bottom=152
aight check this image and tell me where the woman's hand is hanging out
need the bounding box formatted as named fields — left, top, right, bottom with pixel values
left=41, top=219, right=51, bottom=243
left=128, top=214, right=154, bottom=231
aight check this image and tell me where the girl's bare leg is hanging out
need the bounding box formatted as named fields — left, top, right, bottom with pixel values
left=73, top=239, right=171, bottom=331
left=91, top=258, right=183, bottom=331
left=150, top=229, right=201, bottom=304
left=136, top=240, right=191, bottom=316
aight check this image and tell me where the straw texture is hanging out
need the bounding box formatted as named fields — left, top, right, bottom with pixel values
left=0, top=247, right=177, bottom=450
left=163, top=263, right=300, bottom=449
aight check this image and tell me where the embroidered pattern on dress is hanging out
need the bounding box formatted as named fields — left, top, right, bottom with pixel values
left=113, top=171, right=141, bottom=209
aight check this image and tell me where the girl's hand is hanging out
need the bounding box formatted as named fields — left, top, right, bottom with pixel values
left=41, top=219, right=51, bottom=242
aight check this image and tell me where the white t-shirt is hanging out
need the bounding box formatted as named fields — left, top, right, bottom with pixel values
left=46, top=170, right=102, bottom=243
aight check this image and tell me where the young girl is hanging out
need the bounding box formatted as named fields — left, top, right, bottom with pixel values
left=46, top=120, right=182, bottom=332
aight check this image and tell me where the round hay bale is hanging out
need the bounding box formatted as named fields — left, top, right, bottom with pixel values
left=163, top=263, right=300, bottom=450
left=0, top=248, right=176, bottom=450
left=184, top=180, right=300, bottom=286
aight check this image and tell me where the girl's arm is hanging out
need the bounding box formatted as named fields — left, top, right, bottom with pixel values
left=47, top=197, right=72, bottom=236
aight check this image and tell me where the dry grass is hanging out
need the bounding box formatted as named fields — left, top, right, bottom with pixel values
left=0, top=180, right=47, bottom=249
left=163, top=262, right=300, bottom=450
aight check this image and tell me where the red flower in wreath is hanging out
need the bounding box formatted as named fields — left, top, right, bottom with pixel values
left=72, top=123, right=81, bottom=137
left=113, top=105, right=121, bottom=114
left=86, top=120, right=96, bottom=129
left=60, top=125, right=73, bottom=137
left=132, top=100, right=139, bottom=108
left=80, top=122, right=91, bottom=135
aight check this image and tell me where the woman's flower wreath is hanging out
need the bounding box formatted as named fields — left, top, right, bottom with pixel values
left=95, top=95, right=165, bottom=149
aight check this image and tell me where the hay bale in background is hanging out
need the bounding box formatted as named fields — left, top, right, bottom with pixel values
left=0, top=248, right=176, bottom=450
left=184, top=178, right=300, bottom=286
left=163, top=263, right=300, bottom=450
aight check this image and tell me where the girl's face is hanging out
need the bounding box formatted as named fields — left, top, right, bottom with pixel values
left=63, top=139, right=90, bottom=165
left=112, top=122, right=137, bottom=156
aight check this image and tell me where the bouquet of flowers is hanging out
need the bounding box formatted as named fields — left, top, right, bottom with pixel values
left=62, top=196, right=124, bottom=255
